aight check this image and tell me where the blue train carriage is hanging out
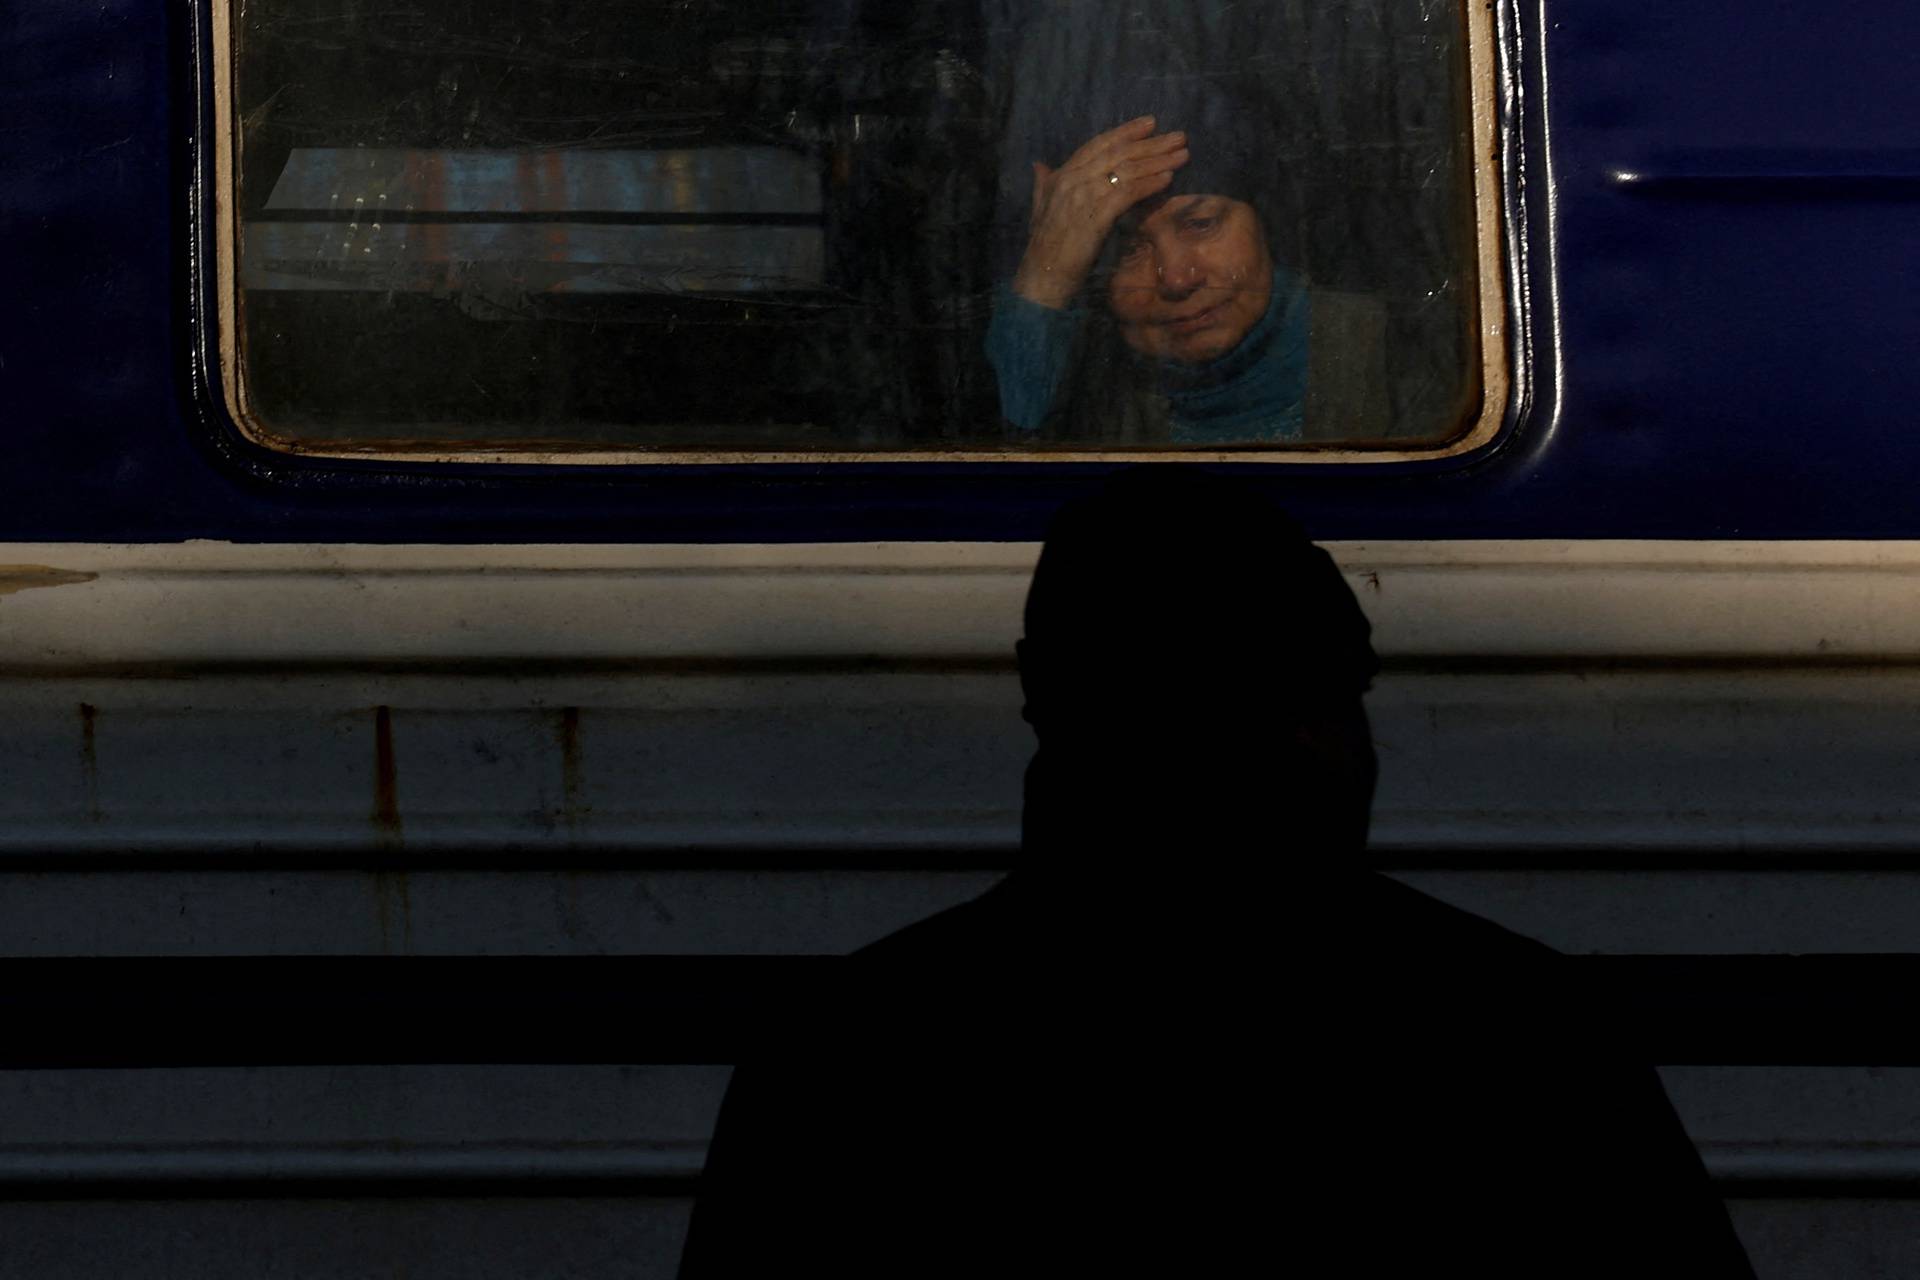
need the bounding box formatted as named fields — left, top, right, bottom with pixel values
left=4, top=0, right=1920, bottom=1275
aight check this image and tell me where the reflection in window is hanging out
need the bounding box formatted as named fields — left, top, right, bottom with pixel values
left=228, top=1, right=1490, bottom=455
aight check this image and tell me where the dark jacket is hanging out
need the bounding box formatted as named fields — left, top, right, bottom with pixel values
left=678, top=871, right=1755, bottom=1278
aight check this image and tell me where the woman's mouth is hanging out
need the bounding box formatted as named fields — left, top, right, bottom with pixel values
left=1164, top=301, right=1226, bottom=333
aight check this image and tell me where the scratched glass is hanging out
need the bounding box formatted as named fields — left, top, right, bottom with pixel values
left=227, top=0, right=1491, bottom=456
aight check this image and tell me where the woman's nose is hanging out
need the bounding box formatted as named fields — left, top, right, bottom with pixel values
left=1156, top=249, right=1204, bottom=294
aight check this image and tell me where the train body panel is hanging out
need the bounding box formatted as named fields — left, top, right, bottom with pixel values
left=5, top=1, right=1920, bottom=540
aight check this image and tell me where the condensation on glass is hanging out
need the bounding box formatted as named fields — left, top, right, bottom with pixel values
left=213, top=1, right=1507, bottom=461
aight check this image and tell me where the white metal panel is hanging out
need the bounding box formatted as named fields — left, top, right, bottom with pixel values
left=1, top=541, right=1918, bottom=857
left=7, top=540, right=1920, bottom=664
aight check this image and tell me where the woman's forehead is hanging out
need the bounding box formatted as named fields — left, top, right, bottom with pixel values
left=1118, top=193, right=1239, bottom=234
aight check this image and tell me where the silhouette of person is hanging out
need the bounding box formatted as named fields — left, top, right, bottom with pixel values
left=678, top=469, right=1754, bottom=1280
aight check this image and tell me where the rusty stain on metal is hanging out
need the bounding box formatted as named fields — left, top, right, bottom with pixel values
left=0, top=566, right=97, bottom=597
left=556, top=706, right=585, bottom=832
left=369, top=706, right=410, bottom=954
left=372, top=705, right=403, bottom=845
left=371, top=870, right=414, bottom=956
left=78, top=702, right=100, bottom=822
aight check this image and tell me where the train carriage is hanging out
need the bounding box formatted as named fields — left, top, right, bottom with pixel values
left=6, top=0, right=1920, bottom=1273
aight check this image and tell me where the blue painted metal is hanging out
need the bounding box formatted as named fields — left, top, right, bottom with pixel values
left=3, top=0, right=1919, bottom=543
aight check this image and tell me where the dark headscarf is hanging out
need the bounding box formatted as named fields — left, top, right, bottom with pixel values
left=1112, top=79, right=1273, bottom=237
left=994, top=3, right=1301, bottom=277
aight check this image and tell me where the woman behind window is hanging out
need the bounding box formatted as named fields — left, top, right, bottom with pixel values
left=986, top=100, right=1315, bottom=444
left=983, top=8, right=1402, bottom=446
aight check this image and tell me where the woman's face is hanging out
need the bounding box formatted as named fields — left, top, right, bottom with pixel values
left=1107, top=195, right=1273, bottom=364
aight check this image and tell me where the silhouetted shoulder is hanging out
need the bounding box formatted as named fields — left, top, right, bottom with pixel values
left=1358, top=870, right=1557, bottom=965
left=852, top=877, right=1018, bottom=967
left=1336, top=871, right=1579, bottom=1058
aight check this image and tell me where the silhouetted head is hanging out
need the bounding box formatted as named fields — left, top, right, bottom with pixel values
left=1017, top=468, right=1379, bottom=856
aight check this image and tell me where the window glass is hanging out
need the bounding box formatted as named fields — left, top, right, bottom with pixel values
left=224, top=0, right=1497, bottom=457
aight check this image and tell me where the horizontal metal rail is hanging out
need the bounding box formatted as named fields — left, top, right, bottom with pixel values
left=0, top=956, right=1917, bottom=1066
left=0, top=1139, right=1913, bottom=1201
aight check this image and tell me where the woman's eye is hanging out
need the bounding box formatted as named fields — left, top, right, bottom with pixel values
left=1183, top=218, right=1217, bottom=234
left=1119, top=239, right=1149, bottom=259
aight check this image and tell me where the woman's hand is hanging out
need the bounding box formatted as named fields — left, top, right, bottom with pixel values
left=1011, top=116, right=1190, bottom=311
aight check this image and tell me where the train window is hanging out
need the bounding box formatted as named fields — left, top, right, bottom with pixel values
left=213, top=1, right=1505, bottom=462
